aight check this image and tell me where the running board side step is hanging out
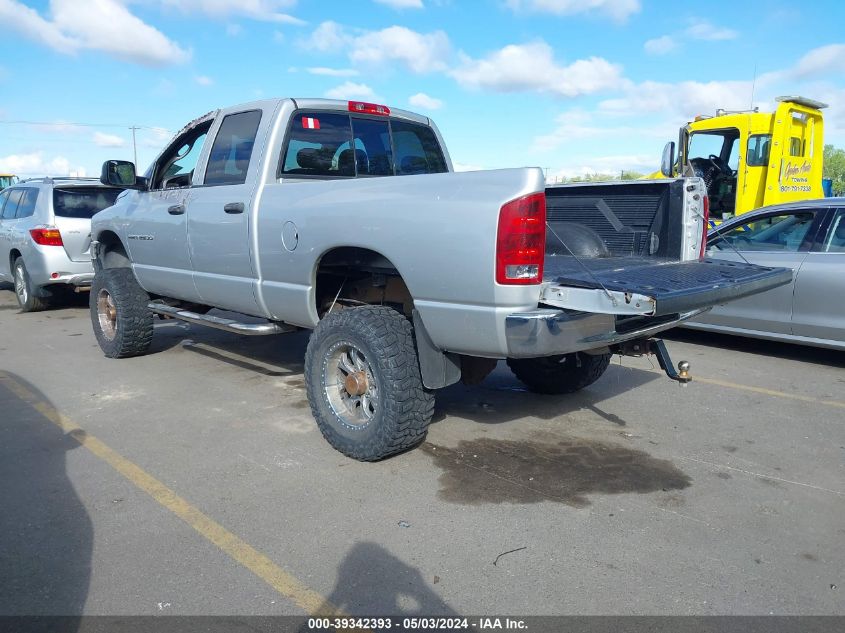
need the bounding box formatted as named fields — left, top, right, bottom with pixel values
left=148, top=303, right=296, bottom=336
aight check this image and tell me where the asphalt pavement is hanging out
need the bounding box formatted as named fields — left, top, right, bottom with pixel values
left=1, top=284, right=843, bottom=616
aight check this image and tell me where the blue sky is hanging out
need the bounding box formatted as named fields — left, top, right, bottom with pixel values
left=2, top=0, right=845, bottom=180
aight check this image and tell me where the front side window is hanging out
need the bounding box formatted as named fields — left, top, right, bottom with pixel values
left=152, top=122, right=212, bottom=190
left=53, top=187, right=122, bottom=219
left=710, top=212, right=816, bottom=252
left=15, top=188, right=38, bottom=219
left=823, top=210, right=845, bottom=253
left=204, top=110, right=263, bottom=186
left=280, top=112, right=448, bottom=179
left=2, top=189, right=23, bottom=220
left=747, top=134, right=772, bottom=166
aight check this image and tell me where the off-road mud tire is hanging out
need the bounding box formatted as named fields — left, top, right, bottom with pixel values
left=305, top=305, right=435, bottom=461
left=90, top=267, right=153, bottom=358
left=507, top=352, right=612, bottom=395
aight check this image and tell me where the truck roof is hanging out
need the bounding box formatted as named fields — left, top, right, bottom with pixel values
left=223, top=97, right=431, bottom=126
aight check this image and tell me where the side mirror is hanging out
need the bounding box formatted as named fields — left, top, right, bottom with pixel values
left=101, top=160, right=139, bottom=188
left=660, top=142, right=676, bottom=178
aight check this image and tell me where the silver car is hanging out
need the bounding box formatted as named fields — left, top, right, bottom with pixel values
left=0, top=177, right=123, bottom=312
left=684, top=199, right=845, bottom=350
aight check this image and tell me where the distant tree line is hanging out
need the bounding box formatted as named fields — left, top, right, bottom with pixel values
left=549, top=170, right=645, bottom=184
left=824, top=144, right=845, bottom=195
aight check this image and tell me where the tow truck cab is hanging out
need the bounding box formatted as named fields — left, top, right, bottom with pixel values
left=658, top=96, right=826, bottom=223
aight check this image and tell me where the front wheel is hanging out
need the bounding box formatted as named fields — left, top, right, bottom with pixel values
left=90, top=268, right=154, bottom=358
left=304, top=305, right=435, bottom=461
left=507, top=352, right=611, bottom=395
left=13, top=257, right=49, bottom=312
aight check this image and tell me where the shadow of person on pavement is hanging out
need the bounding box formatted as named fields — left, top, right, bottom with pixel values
left=312, top=542, right=459, bottom=619
left=0, top=371, right=93, bottom=626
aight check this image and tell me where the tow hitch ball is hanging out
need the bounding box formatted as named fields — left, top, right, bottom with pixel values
left=612, top=338, right=692, bottom=386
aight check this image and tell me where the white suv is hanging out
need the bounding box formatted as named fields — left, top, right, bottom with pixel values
left=0, top=177, right=123, bottom=312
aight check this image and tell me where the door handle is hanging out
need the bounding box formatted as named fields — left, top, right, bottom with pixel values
left=224, top=202, right=245, bottom=214
left=168, top=204, right=185, bottom=215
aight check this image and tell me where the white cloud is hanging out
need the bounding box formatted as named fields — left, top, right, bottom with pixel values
left=453, top=162, right=485, bottom=172
left=141, top=127, right=173, bottom=148
left=531, top=109, right=669, bottom=153
left=0, top=0, right=190, bottom=66
left=374, top=0, right=424, bottom=8
left=408, top=92, right=443, bottom=110
left=505, top=0, right=641, bottom=22
left=790, top=44, right=845, bottom=79
left=451, top=41, right=622, bottom=97
left=305, top=22, right=450, bottom=73
left=685, top=19, right=738, bottom=41
left=324, top=81, right=380, bottom=101
left=226, top=23, right=243, bottom=36
left=0, top=151, right=86, bottom=177
left=195, top=75, right=214, bottom=85
left=600, top=79, right=754, bottom=118
left=93, top=132, right=127, bottom=148
left=350, top=26, right=450, bottom=73
left=158, top=0, right=305, bottom=24
left=644, top=35, right=676, bottom=56
left=306, top=66, right=359, bottom=77
left=546, top=154, right=656, bottom=182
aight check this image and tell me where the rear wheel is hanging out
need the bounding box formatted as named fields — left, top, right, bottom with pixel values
left=304, top=305, right=434, bottom=461
left=90, top=268, right=153, bottom=358
left=13, top=257, right=49, bottom=312
left=507, top=352, right=611, bottom=395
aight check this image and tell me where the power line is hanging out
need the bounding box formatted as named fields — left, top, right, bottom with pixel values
left=0, top=119, right=170, bottom=132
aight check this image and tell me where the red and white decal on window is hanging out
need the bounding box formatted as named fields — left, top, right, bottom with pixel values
left=302, top=117, right=320, bottom=130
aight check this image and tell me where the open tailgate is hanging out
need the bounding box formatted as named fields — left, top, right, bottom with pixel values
left=541, top=257, right=793, bottom=316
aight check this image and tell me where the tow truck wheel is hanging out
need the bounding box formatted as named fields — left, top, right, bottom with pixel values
left=507, top=352, right=611, bottom=395
left=305, top=305, right=435, bottom=461
left=90, top=267, right=154, bottom=358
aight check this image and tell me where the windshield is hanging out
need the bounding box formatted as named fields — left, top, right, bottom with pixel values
left=53, top=187, right=122, bottom=219
left=0, top=176, right=17, bottom=189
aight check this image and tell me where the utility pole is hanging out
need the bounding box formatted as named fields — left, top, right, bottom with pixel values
left=130, top=126, right=140, bottom=165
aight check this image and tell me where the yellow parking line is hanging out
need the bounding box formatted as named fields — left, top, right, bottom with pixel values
left=693, top=375, right=845, bottom=410
left=0, top=371, right=339, bottom=616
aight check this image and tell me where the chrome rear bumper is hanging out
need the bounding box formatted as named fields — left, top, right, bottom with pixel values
left=505, top=308, right=706, bottom=358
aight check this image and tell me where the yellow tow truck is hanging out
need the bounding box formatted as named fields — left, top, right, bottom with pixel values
left=0, top=173, right=18, bottom=189
left=655, top=96, right=827, bottom=225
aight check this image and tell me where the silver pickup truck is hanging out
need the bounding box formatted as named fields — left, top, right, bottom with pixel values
left=90, top=98, right=791, bottom=460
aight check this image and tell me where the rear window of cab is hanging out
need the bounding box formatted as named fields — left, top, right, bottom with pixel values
left=280, top=112, right=447, bottom=179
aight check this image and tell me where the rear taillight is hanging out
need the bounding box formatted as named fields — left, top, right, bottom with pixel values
left=30, top=227, right=63, bottom=246
left=496, top=192, right=546, bottom=285
left=700, top=195, right=710, bottom=259
left=348, top=101, right=391, bottom=116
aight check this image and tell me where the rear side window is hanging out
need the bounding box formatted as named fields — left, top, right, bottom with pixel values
left=280, top=112, right=448, bottom=178
left=281, top=113, right=353, bottom=177
left=204, top=110, right=263, bottom=186
left=0, top=190, right=11, bottom=219
left=2, top=189, right=23, bottom=220
left=53, top=187, right=122, bottom=219
left=747, top=134, right=771, bottom=167
left=15, top=188, right=39, bottom=219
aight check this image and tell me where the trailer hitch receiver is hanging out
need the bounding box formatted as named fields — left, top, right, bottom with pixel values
left=613, top=337, right=692, bottom=386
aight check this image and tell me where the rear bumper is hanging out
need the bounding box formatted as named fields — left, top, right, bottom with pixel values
left=505, top=308, right=706, bottom=358
left=25, top=247, right=94, bottom=289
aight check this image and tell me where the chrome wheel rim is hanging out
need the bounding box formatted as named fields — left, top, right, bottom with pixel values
left=14, top=264, right=27, bottom=305
left=323, top=342, right=378, bottom=428
left=96, top=289, right=118, bottom=341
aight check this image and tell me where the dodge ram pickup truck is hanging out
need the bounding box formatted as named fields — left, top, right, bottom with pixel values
left=90, top=98, right=791, bottom=460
